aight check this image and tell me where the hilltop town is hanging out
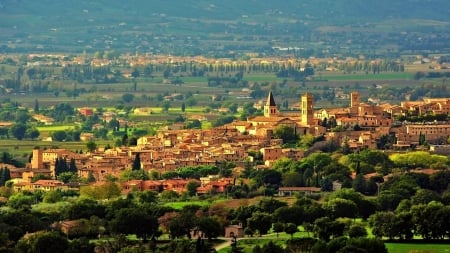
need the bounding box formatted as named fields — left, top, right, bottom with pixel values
left=2, top=1, right=450, bottom=252
left=6, top=90, right=450, bottom=194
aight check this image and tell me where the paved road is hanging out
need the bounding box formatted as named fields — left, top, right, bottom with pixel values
left=214, top=237, right=232, bottom=251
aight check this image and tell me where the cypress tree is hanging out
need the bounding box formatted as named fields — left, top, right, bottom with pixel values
left=4, top=168, right=10, bottom=184
left=63, top=158, right=69, bottom=172
left=0, top=168, right=4, bottom=186
left=55, top=158, right=61, bottom=176
left=34, top=99, right=39, bottom=113
left=132, top=153, right=141, bottom=171
left=69, top=158, right=77, bottom=173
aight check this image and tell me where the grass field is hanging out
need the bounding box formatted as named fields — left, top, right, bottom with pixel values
left=0, top=139, right=114, bottom=157
left=319, top=72, right=414, bottom=81
left=217, top=231, right=312, bottom=253
left=217, top=240, right=450, bottom=253
left=162, top=200, right=216, bottom=210
left=385, top=243, right=450, bottom=253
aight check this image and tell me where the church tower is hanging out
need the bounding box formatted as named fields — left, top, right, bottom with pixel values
left=350, top=91, right=361, bottom=108
left=301, top=93, right=314, bottom=125
left=31, top=148, right=43, bottom=169
left=264, top=91, right=278, bottom=118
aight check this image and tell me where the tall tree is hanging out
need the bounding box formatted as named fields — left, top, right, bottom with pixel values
left=132, top=153, right=141, bottom=171
left=34, top=99, right=39, bottom=114
left=0, top=168, right=11, bottom=186
left=69, top=158, right=78, bottom=173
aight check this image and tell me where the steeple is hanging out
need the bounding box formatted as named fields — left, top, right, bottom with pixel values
left=266, top=91, right=276, bottom=107
left=264, top=91, right=278, bottom=117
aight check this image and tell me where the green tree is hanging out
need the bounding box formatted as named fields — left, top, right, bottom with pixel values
left=0, top=168, right=11, bottom=186
left=15, top=110, right=30, bottom=124
left=247, top=212, right=272, bottom=236
left=313, top=217, right=345, bottom=241
left=64, top=198, right=106, bottom=220
left=273, top=206, right=304, bottom=225
left=369, top=211, right=398, bottom=239
left=110, top=208, right=159, bottom=241
left=15, top=231, right=68, bottom=253
left=261, top=241, right=285, bottom=253
left=122, top=93, right=134, bottom=103
left=121, top=169, right=150, bottom=181
left=272, top=222, right=284, bottom=238
left=52, top=130, right=67, bottom=141
left=7, top=192, right=35, bottom=209
left=132, top=153, right=141, bottom=170
left=411, top=189, right=441, bottom=205
left=86, top=141, right=97, bottom=152
left=273, top=125, right=298, bottom=145
left=42, top=190, right=63, bottom=203
left=284, top=223, right=298, bottom=238
left=186, top=180, right=200, bottom=197
left=196, top=217, right=222, bottom=240
left=131, top=68, right=140, bottom=78
left=9, top=123, right=27, bottom=140
left=341, top=238, right=388, bottom=253
left=34, top=99, right=39, bottom=114
left=282, top=172, right=303, bottom=187
left=26, top=127, right=40, bottom=140
left=162, top=101, right=171, bottom=113
left=323, top=198, right=358, bottom=219
left=347, top=224, right=367, bottom=238
left=57, top=171, right=79, bottom=183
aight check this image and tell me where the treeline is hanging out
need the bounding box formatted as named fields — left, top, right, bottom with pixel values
left=369, top=83, right=450, bottom=101
left=62, top=65, right=121, bottom=84
left=334, top=60, right=405, bottom=74
left=414, top=71, right=450, bottom=80
left=207, top=72, right=248, bottom=88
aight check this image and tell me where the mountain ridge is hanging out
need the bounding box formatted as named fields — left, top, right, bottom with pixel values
left=2, top=0, right=450, bottom=55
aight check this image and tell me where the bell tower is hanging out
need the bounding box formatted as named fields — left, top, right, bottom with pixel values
left=264, top=91, right=278, bottom=118
left=351, top=91, right=360, bottom=108
left=301, top=93, right=314, bottom=125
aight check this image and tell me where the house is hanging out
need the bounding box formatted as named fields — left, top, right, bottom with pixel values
left=32, top=180, right=67, bottom=191
left=78, top=107, right=94, bottom=117
left=80, top=133, right=95, bottom=141
left=225, top=224, right=244, bottom=238
left=32, top=114, right=55, bottom=125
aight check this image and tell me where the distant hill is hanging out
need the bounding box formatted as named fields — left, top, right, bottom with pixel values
left=3, top=0, right=450, bottom=22
left=1, top=0, right=450, bottom=55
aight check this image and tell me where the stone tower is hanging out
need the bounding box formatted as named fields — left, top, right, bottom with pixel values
left=31, top=148, right=43, bottom=169
left=350, top=91, right=361, bottom=108
left=301, top=93, right=314, bottom=125
left=264, top=91, right=278, bottom=117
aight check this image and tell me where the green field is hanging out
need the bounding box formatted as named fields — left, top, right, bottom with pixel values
left=217, top=231, right=312, bottom=253
left=385, top=243, right=450, bottom=253
left=216, top=239, right=450, bottom=253
left=0, top=139, right=114, bottom=156
left=320, top=72, right=414, bottom=81
left=162, top=200, right=219, bottom=210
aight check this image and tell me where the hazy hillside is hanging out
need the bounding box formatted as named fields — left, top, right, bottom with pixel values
left=1, top=0, right=450, bottom=55
left=3, top=0, right=450, bottom=22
